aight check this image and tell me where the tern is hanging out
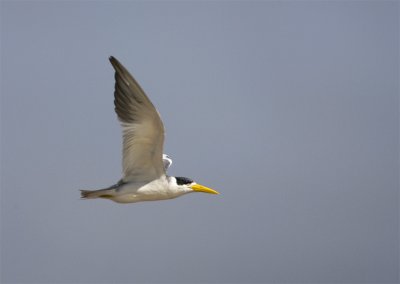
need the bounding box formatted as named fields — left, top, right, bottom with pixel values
left=80, top=56, right=219, bottom=203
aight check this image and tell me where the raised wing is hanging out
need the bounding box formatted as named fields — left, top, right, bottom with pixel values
left=162, top=154, right=173, bottom=171
left=109, top=56, right=165, bottom=182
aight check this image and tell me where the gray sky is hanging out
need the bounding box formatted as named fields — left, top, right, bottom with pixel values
left=1, top=1, right=398, bottom=283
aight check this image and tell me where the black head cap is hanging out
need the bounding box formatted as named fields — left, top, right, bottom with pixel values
left=175, top=176, right=194, bottom=185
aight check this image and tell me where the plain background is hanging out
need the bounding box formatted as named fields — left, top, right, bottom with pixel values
left=1, top=1, right=399, bottom=283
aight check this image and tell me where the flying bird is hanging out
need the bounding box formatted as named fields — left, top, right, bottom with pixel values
left=80, top=56, right=219, bottom=203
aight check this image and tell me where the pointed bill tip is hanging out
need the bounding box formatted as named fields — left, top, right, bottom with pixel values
left=190, top=183, right=220, bottom=195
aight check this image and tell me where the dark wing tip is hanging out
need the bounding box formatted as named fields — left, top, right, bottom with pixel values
left=109, top=56, right=132, bottom=90
left=109, top=56, right=158, bottom=124
left=109, top=56, right=123, bottom=72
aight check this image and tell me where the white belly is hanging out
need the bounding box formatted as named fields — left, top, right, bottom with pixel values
left=110, top=178, right=185, bottom=203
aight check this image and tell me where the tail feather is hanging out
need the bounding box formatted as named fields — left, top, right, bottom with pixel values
left=80, top=188, right=114, bottom=199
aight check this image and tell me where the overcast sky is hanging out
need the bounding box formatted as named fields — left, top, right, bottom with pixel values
left=1, top=1, right=399, bottom=283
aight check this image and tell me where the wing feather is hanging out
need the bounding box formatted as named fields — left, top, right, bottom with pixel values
left=109, top=56, right=165, bottom=182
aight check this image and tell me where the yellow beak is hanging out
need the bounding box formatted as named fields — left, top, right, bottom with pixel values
left=190, top=183, right=220, bottom=195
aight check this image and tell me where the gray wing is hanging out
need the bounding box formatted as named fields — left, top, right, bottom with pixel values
left=162, top=154, right=172, bottom=171
left=109, top=56, right=165, bottom=182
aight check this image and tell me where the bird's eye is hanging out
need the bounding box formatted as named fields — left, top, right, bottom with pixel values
left=175, top=176, right=194, bottom=185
